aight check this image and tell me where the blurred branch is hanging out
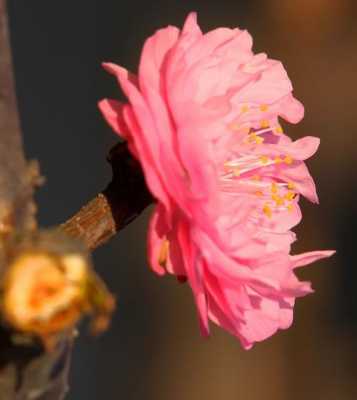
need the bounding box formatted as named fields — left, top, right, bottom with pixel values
left=0, top=0, right=152, bottom=398
left=0, top=2, right=113, bottom=399
left=0, top=0, right=38, bottom=241
left=0, top=1, right=74, bottom=398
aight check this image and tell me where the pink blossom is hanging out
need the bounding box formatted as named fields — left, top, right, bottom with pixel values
left=99, top=13, right=334, bottom=348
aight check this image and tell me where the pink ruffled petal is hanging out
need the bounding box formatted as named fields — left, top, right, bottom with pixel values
left=233, top=61, right=294, bottom=105
left=291, top=250, right=336, bottom=269
left=139, top=25, right=179, bottom=94
left=99, top=12, right=335, bottom=350
left=181, top=12, right=201, bottom=37
left=177, top=221, right=209, bottom=336
left=147, top=205, right=169, bottom=276
left=98, top=98, right=130, bottom=139
left=278, top=162, right=319, bottom=203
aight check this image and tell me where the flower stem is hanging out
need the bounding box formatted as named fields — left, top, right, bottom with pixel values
left=61, top=142, right=154, bottom=250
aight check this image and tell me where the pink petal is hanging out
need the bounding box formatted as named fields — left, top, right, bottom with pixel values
left=147, top=205, right=169, bottom=276
left=291, top=250, right=336, bottom=269
left=102, top=62, right=138, bottom=89
left=99, top=13, right=335, bottom=350
left=98, top=98, right=130, bottom=139
left=182, top=12, right=201, bottom=36
left=139, top=25, right=179, bottom=94
left=233, top=61, right=294, bottom=105
left=278, top=162, right=319, bottom=203
left=278, top=94, right=304, bottom=124
left=178, top=221, right=210, bottom=336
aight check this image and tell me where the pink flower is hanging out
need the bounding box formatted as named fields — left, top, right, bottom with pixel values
left=99, top=13, right=334, bottom=348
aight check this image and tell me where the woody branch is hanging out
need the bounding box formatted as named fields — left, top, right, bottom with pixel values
left=0, top=1, right=152, bottom=399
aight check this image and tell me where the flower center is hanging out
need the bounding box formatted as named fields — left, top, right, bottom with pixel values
left=220, top=120, right=296, bottom=219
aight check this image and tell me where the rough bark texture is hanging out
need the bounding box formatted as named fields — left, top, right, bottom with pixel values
left=0, top=0, right=38, bottom=242
left=0, top=2, right=152, bottom=398
left=62, top=142, right=153, bottom=250
left=0, top=2, right=73, bottom=398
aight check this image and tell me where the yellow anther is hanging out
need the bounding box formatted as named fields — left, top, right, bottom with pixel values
left=287, top=204, right=294, bottom=213
left=233, top=168, right=241, bottom=177
left=274, top=156, right=283, bottom=164
left=260, top=104, right=269, bottom=112
left=260, top=120, right=270, bottom=128
left=158, top=240, right=170, bottom=267
left=260, top=155, right=269, bottom=164
left=255, top=136, right=264, bottom=145
left=252, top=174, right=261, bottom=181
left=272, top=194, right=285, bottom=206
left=285, top=191, right=296, bottom=201
left=271, top=182, right=278, bottom=194
left=284, top=155, right=293, bottom=165
left=246, top=132, right=256, bottom=143
left=263, top=203, right=272, bottom=218
left=241, top=105, right=249, bottom=113
left=247, top=133, right=264, bottom=145
left=287, top=182, right=295, bottom=190
left=277, top=198, right=285, bottom=207
left=255, top=190, right=263, bottom=197
left=275, top=125, right=283, bottom=135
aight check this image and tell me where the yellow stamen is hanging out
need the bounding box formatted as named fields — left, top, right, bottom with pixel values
left=260, top=155, right=269, bottom=164
left=285, top=191, right=296, bottom=201
left=260, top=120, right=270, bottom=128
left=260, top=104, right=269, bottom=112
left=271, top=182, right=278, bottom=194
left=252, top=174, right=261, bottom=181
left=255, top=136, right=264, bottom=145
left=158, top=240, right=170, bottom=267
left=263, top=203, right=272, bottom=218
left=241, top=105, right=249, bottom=113
left=247, top=133, right=264, bottom=145
left=244, top=132, right=255, bottom=144
left=233, top=168, right=241, bottom=177
left=272, top=194, right=285, bottom=206
left=275, top=125, right=283, bottom=135
left=287, top=182, right=295, bottom=190
left=284, top=155, right=293, bottom=165
left=274, top=156, right=283, bottom=164
left=255, top=190, right=263, bottom=197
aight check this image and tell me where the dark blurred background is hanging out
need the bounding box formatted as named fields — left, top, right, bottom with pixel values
left=7, top=0, right=356, bottom=399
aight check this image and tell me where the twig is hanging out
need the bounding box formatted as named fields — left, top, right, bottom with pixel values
left=0, top=0, right=38, bottom=240
left=0, top=1, right=76, bottom=398
left=61, top=142, right=153, bottom=250
left=0, top=2, right=113, bottom=399
left=0, top=2, right=153, bottom=398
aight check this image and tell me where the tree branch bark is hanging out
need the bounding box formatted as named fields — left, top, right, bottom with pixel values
left=0, top=2, right=76, bottom=399
left=0, top=2, right=153, bottom=399
left=61, top=142, right=153, bottom=250
left=0, top=0, right=38, bottom=240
